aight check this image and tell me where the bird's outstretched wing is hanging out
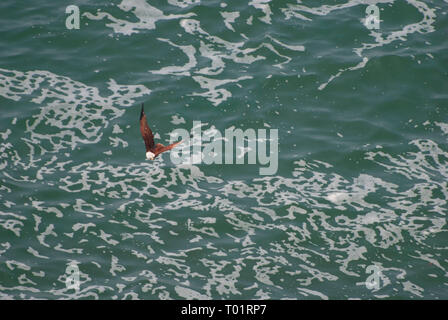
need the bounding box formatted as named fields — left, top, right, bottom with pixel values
left=154, top=140, right=183, bottom=157
left=140, top=103, right=155, bottom=152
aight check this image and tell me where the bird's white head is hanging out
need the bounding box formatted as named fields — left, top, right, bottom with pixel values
left=146, top=151, right=155, bottom=160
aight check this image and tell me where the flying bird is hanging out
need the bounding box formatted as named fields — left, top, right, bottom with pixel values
left=139, top=103, right=183, bottom=160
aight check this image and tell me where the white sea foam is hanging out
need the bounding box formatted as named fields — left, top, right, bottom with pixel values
left=249, top=0, right=273, bottom=24
left=282, top=0, right=437, bottom=90
left=83, top=0, right=195, bottom=35
left=168, top=0, right=200, bottom=9
left=220, top=11, right=240, bottom=31
left=1, top=1, right=446, bottom=300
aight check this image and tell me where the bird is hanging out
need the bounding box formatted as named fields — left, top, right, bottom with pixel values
left=139, top=103, right=183, bottom=160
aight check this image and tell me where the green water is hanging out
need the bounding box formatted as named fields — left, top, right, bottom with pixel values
left=0, top=0, right=447, bottom=299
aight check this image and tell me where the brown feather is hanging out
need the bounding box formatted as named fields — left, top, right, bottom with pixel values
left=153, top=141, right=183, bottom=158
left=140, top=104, right=154, bottom=152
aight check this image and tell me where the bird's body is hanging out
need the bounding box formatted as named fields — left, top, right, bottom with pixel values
left=140, top=104, right=182, bottom=160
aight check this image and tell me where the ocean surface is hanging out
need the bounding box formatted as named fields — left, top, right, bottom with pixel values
left=1, top=0, right=447, bottom=299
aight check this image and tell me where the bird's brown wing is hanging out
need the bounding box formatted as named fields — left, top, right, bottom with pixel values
left=140, top=104, right=155, bottom=152
left=154, top=140, right=183, bottom=158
